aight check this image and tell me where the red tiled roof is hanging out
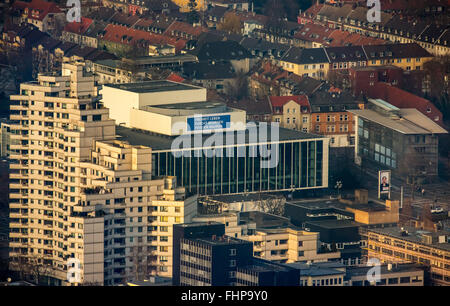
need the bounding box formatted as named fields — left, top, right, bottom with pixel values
left=101, top=24, right=187, bottom=52
left=251, top=61, right=289, bottom=85
left=13, top=0, right=62, bottom=21
left=294, top=23, right=333, bottom=46
left=370, top=82, right=443, bottom=126
left=269, top=95, right=310, bottom=108
left=303, top=3, right=324, bottom=17
left=64, top=17, right=94, bottom=35
left=164, top=21, right=208, bottom=39
left=167, top=72, right=185, bottom=83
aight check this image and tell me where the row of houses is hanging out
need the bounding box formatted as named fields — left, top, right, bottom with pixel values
left=299, top=3, right=450, bottom=56
left=277, top=43, right=433, bottom=80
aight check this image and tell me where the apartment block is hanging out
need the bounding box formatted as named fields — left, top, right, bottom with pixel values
left=8, top=62, right=196, bottom=285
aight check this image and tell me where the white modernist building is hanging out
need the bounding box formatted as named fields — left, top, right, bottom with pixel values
left=100, top=81, right=207, bottom=128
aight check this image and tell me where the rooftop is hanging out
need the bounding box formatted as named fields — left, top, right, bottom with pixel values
left=368, top=226, right=450, bottom=252
left=305, top=219, right=361, bottom=229
left=196, top=235, right=251, bottom=246
left=141, top=101, right=233, bottom=116
left=103, top=80, right=203, bottom=93
left=346, top=263, right=424, bottom=277
left=348, top=108, right=448, bottom=135
left=287, top=262, right=346, bottom=277
left=239, top=258, right=297, bottom=273
left=287, top=198, right=388, bottom=213
left=115, top=124, right=325, bottom=152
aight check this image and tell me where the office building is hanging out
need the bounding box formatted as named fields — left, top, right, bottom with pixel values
left=349, top=98, right=447, bottom=181
left=193, top=210, right=341, bottom=263
left=346, top=263, right=424, bottom=286
left=116, top=125, right=329, bottom=196
left=287, top=261, right=346, bottom=286
left=235, top=258, right=300, bottom=286
left=173, top=222, right=253, bottom=286
left=100, top=80, right=330, bottom=196
left=367, top=226, right=449, bottom=285
left=173, top=222, right=301, bottom=286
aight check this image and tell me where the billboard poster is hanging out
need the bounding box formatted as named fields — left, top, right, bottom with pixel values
left=187, top=114, right=231, bottom=132
left=378, top=170, right=391, bottom=199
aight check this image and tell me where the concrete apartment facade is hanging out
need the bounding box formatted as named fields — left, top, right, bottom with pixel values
left=8, top=62, right=196, bottom=285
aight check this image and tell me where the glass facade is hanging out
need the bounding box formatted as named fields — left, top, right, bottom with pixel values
left=152, top=140, right=325, bottom=195
left=357, top=117, right=398, bottom=169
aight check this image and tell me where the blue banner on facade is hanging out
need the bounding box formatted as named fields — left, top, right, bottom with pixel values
left=187, top=115, right=231, bottom=131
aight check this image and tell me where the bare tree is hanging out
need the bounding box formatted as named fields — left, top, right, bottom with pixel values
left=226, top=70, right=249, bottom=100
left=9, top=253, right=54, bottom=285
left=217, top=12, right=242, bottom=34
left=255, top=195, right=285, bottom=216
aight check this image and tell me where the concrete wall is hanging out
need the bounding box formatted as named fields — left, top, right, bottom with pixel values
left=100, top=86, right=140, bottom=127
left=100, top=85, right=207, bottom=127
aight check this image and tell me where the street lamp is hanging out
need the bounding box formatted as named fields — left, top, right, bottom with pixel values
left=335, top=180, right=343, bottom=198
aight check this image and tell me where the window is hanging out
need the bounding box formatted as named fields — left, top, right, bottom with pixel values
left=388, top=278, right=399, bottom=284
left=229, top=249, right=236, bottom=256
left=229, top=260, right=236, bottom=267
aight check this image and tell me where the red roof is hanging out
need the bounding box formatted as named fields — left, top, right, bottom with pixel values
left=64, top=17, right=93, bottom=35
left=101, top=24, right=187, bottom=52
left=294, top=23, right=333, bottom=46
left=13, top=0, right=62, bottom=21
left=164, top=21, right=208, bottom=39
left=370, top=82, right=443, bottom=126
left=167, top=72, right=185, bottom=83
left=269, top=95, right=310, bottom=109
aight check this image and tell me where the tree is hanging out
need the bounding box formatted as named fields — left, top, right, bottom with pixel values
left=264, top=0, right=300, bottom=25
left=255, top=195, right=285, bottom=216
left=226, top=70, right=249, bottom=100
left=217, top=12, right=242, bottom=34
left=423, top=55, right=450, bottom=122
left=187, top=0, right=200, bottom=25
left=127, top=244, right=148, bottom=283
left=9, top=254, right=54, bottom=285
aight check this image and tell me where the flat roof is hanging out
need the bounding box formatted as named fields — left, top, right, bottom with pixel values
left=368, top=226, right=450, bottom=252
left=238, top=259, right=296, bottom=273
left=287, top=198, right=388, bottom=212
left=115, top=125, right=324, bottom=152
left=348, top=108, right=448, bottom=135
left=305, top=219, right=361, bottom=229
left=196, top=236, right=251, bottom=246
left=141, top=101, right=233, bottom=116
left=103, top=80, right=203, bottom=93
left=346, top=263, right=424, bottom=277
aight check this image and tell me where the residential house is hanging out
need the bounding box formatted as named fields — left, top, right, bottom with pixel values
left=278, top=47, right=330, bottom=80
left=11, top=0, right=65, bottom=34
left=309, top=86, right=362, bottom=147
left=363, top=43, right=433, bottom=71
left=269, top=95, right=311, bottom=132
left=182, top=61, right=236, bottom=94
